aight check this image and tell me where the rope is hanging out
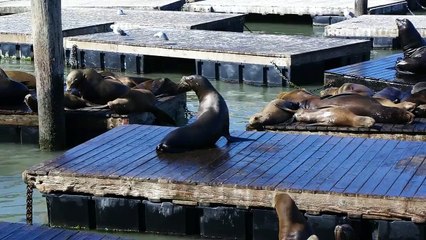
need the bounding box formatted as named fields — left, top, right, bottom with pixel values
left=270, top=61, right=332, bottom=94
left=26, top=183, right=33, bottom=225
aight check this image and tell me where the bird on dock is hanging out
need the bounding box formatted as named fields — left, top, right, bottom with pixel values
left=117, top=9, right=125, bottom=15
left=274, top=193, right=318, bottom=240
left=110, top=24, right=127, bottom=36
left=154, top=31, right=169, bottom=41
left=343, top=9, right=355, bottom=19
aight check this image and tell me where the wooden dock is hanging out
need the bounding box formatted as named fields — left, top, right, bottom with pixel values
left=23, top=124, right=426, bottom=224
left=323, top=53, right=421, bottom=91
left=183, top=0, right=407, bottom=16
left=250, top=118, right=426, bottom=141
left=0, top=222, right=125, bottom=240
left=65, top=28, right=371, bottom=85
left=325, top=15, right=426, bottom=49
left=0, top=0, right=186, bottom=14
left=0, top=9, right=244, bottom=58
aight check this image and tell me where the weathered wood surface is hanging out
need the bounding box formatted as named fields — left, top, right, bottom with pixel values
left=31, top=0, right=66, bottom=150
left=0, top=0, right=186, bottom=14
left=183, top=0, right=406, bottom=15
left=255, top=118, right=426, bottom=141
left=324, top=53, right=418, bottom=91
left=23, top=125, right=426, bottom=222
left=0, top=222, right=126, bottom=239
left=0, top=9, right=244, bottom=44
left=325, top=15, right=426, bottom=39
left=65, top=27, right=370, bottom=67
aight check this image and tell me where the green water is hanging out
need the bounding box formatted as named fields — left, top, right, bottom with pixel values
left=0, top=19, right=399, bottom=239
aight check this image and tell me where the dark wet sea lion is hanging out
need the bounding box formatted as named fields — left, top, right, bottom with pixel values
left=309, top=94, right=414, bottom=124
left=294, top=106, right=375, bottom=128
left=66, top=69, right=130, bottom=105
left=248, top=99, right=298, bottom=129
left=5, top=70, right=36, bottom=89
left=320, top=83, right=374, bottom=97
left=0, top=68, right=30, bottom=106
left=157, top=75, right=244, bottom=153
left=395, top=19, right=426, bottom=75
left=107, top=88, right=175, bottom=126
left=274, top=193, right=318, bottom=240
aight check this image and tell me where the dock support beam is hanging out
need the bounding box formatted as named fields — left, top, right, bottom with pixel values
left=31, top=0, right=66, bottom=151
left=354, top=0, right=368, bottom=16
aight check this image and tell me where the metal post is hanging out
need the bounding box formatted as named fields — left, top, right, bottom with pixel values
left=31, top=0, right=66, bottom=151
left=354, top=0, right=368, bottom=16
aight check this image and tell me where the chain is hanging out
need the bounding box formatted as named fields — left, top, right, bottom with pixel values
left=26, top=183, right=34, bottom=225
left=270, top=61, right=333, bottom=94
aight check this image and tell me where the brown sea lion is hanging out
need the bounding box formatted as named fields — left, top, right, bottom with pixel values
left=66, top=69, right=130, bottom=105
left=277, top=89, right=320, bottom=104
left=134, top=78, right=182, bottom=97
left=107, top=89, right=175, bottom=125
left=156, top=75, right=248, bottom=153
left=5, top=70, right=36, bottom=89
left=0, top=68, right=30, bottom=106
left=294, top=106, right=376, bottom=128
left=374, top=97, right=416, bottom=111
left=274, top=193, right=318, bottom=240
left=308, top=94, right=414, bottom=124
left=395, top=19, right=426, bottom=76
left=99, top=71, right=153, bottom=87
left=320, top=83, right=374, bottom=97
left=248, top=99, right=298, bottom=129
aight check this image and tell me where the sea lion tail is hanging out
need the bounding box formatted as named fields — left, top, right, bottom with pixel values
left=151, top=108, right=177, bottom=126
left=225, top=135, right=255, bottom=143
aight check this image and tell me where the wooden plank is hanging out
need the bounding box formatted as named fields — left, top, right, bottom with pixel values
left=248, top=134, right=311, bottom=189
left=387, top=146, right=426, bottom=197
left=331, top=138, right=385, bottom=193
left=344, top=140, right=399, bottom=194
left=2, top=224, right=52, bottom=240
left=186, top=131, right=264, bottom=184
left=0, top=114, right=38, bottom=126
left=370, top=141, right=423, bottom=196
left=399, top=157, right=425, bottom=196
left=288, top=137, right=352, bottom=191
left=0, top=222, right=25, bottom=239
left=72, top=125, right=162, bottom=176
left=29, top=227, right=65, bottom=240
left=318, top=138, right=378, bottom=192
left=358, top=141, right=418, bottom=195
left=49, top=124, right=145, bottom=175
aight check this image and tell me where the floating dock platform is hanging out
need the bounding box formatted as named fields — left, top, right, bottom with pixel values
left=183, top=0, right=407, bottom=16
left=0, top=94, right=186, bottom=146
left=325, top=15, right=426, bottom=48
left=64, top=28, right=371, bottom=86
left=0, top=0, right=187, bottom=14
left=23, top=125, right=426, bottom=239
left=323, top=53, right=422, bottom=91
left=249, top=118, right=426, bottom=142
left=0, top=222, right=125, bottom=240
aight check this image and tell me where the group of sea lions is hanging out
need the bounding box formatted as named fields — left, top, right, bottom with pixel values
left=248, top=82, right=426, bottom=129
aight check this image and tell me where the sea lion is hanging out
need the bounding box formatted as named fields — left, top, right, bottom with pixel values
left=334, top=224, right=358, bottom=240
left=373, top=86, right=404, bottom=102
left=277, top=89, right=320, bottom=104
left=274, top=193, right=318, bottom=240
left=156, top=75, right=242, bottom=153
left=5, top=70, right=36, bottom=89
left=308, top=94, right=414, bottom=124
left=134, top=78, right=182, bottom=97
left=0, top=68, right=30, bottom=106
left=395, top=19, right=426, bottom=76
left=66, top=69, right=130, bottom=105
left=107, top=88, right=175, bottom=126
left=374, top=97, right=416, bottom=111
left=294, top=106, right=376, bottom=128
left=248, top=99, right=298, bottom=129
left=320, top=83, right=374, bottom=97
left=402, top=89, right=426, bottom=105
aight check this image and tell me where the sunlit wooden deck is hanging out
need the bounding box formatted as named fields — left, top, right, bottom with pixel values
left=23, top=124, right=426, bottom=223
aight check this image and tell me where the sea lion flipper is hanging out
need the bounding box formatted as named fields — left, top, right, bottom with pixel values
left=273, top=100, right=299, bottom=112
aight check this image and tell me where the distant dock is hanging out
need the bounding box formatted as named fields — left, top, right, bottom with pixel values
left=325, top=15, right=426, bottom=48
left=65, top=29, right=371, bottom=86
left=183, top=0, right=408, bottom=16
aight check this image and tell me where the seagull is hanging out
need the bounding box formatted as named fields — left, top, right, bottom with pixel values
left=110, top=24, right=127, bottom=36
left=154, top=31, right=169, bottom=41
left=117, top=9, right=125, bottom=15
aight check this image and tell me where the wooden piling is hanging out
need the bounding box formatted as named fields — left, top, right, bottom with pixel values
left=354, top=0, right=368, bottom=16
left=31, top=0, right=65, bottom=151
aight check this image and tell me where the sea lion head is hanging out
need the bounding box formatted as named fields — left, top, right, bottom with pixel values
left=179, top=75, right=214, bottom=96
left=396, top=18, right=425, bottom=53
left=66, top=69, right=85, bottom=91
left=334, top=224, right=356, bottom=240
